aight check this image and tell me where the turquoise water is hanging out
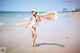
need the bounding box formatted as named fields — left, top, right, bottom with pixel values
left=0, top=12, right=44, bottom=27
left=0, top=12, right=32, bottom=27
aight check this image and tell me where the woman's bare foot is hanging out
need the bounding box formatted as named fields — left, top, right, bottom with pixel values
left=32, top=43, right=35, bottom=47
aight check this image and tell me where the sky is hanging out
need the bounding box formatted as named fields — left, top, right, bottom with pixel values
left=0, top=0, right=80, bottom=12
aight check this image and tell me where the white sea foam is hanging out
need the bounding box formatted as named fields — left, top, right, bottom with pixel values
left=15, top=23, right=25, bottom=26
left=17, top=15, right=22, bottom=17
left=0, top=22, right=4, bottom=26
left=24, top=18, right=30, bottom=20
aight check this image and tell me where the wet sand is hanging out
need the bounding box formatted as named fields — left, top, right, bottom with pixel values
left=0, top=12, right=80, bottom=53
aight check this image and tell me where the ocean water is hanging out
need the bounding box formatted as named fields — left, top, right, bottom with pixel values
left=0, top=12, right=32, bottom=27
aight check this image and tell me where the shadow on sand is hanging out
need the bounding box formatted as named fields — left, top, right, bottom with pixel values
left=36, top=43, right=65, bottom=47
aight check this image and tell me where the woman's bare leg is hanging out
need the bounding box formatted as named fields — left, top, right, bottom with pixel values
left=30, top=27, right=37, bottom=47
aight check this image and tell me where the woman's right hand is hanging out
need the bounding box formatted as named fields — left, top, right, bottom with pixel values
left=25, top=16, right=32, bottom=28
left=25, top=25, right=28, bottom=28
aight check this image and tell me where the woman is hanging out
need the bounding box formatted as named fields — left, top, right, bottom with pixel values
left=26, top=9, right=41, bottom=47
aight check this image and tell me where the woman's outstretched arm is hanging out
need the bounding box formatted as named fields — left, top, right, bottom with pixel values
left=25, top=16, right=32, bottom=28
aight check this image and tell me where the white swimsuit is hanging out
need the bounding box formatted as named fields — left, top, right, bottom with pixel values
left=29, top=16, right=38, bottom=28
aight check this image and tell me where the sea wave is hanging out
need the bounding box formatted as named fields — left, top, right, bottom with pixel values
left=17, top=15, right=22, bottom=17
left=0, top=21, right=26, bottom=28
left=15, top=23, right=25, bottom=26
left=24, top=18, right=30, bottom=20
left=0, top=22, right=4, bottom=26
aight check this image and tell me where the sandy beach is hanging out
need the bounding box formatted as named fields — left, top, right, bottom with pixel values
left=0, top=12, right=80, bottom=53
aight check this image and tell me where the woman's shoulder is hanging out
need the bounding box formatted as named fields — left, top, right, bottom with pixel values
left=36, top=15, right=40, bottom=18
left=29, top=15, right=33, bottom=20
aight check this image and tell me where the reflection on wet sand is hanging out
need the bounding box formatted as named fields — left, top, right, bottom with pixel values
left=32, top=47, right=36, bottom=53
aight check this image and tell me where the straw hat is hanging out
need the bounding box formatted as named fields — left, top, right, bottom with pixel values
left=31, top=9, right=37, bottom=12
